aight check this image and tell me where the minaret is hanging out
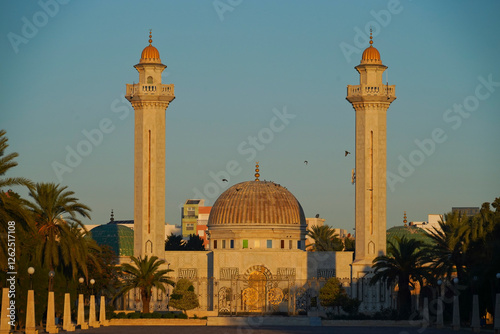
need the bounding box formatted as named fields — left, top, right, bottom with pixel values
left=125, top=31, right=175, bottom=258
left=346, top=31, right=396, bottom=273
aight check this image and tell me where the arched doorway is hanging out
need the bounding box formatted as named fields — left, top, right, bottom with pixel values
left=242, top=265, right=272, bottom=313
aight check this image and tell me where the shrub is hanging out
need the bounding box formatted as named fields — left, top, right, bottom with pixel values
left=127, top=312, right=141, bottom=319
left=341, top=297, right=361, bottom=315
left=169, top=278, right=199, bottom=313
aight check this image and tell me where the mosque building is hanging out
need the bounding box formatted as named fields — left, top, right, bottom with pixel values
left=93, top=30, right=397, bottom=314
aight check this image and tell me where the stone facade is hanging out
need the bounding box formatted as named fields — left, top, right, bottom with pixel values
left=121, top=249, right=391, bottom=314
left=120, top=34, right=398, bottom=315
left=126, top=34, right=175, bottom=258
left=346, top=34, right=396, bottom=275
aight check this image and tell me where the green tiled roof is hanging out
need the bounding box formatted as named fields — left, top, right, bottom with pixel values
left=89, top=224, right=134, bottom=257
left=386, top=226, right=434, bottom=246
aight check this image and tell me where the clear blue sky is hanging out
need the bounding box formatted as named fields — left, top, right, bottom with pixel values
left=1, top=0, right=499, bottom=231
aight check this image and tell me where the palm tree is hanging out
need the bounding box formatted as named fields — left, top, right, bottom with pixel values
left=0, top=129, right=33, bottom=190
left=307, top=225, right=343, bottom=251
left=165, top=233, right=185, bottom=250
left=425, top=212, right=470, bottom=281
left=185, top=234, right=205, bottom=250
left=117, top=255, right=175, bottom=313
left=26, top=182, right=92, bottom=277
left=371, top=236, right=433, bottom=317
left=0, top=130, right=34, bottom=269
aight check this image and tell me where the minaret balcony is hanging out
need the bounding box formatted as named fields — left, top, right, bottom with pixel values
left=126, top=83, right=175, bottom=97
left=346, top=84, right=395, bottom=98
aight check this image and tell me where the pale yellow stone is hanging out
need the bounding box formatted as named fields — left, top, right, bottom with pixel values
left=346, top=47, right=396, bottom=276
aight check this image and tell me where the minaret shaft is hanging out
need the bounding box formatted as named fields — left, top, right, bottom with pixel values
left=125, top=34, right=175, bottom=258
left=346, top=41, right=396, bottom=272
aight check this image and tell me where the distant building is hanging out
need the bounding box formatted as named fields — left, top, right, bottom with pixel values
left=85, top=210, right=181, bottom=257
left=305, top=217, right=325, bottom=249
left=452, top=207, right=480, bottom=217
left=196, top=206, right=211, bottom=248
left=333, top=228, right=348, bottom=238
left=305, top=217, right=348, bottom=250
left=410, top=214, right=443, bottom=234
left=88, top=224, right=134, bottom=259
left=181, top=199, right=212, bottom=238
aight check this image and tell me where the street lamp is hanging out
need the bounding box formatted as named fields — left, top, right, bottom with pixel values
left=452, top=277, right=460, bottom=330
left=48, top=270, right=55, bottom=292
left=495, top=273, right=500, bottom=333
left=436, top=279, right=444, bottom=328
left=78, top=277, right=84, bottom=294
left=437, top=279, right=443, bottom=299
left=90, top=278, right=95, bottom=295
left=471, top=276, right=480, bottom=332
left=27, top=267, right=35, bottom=290
left=167, top=263, right=171, bottom=311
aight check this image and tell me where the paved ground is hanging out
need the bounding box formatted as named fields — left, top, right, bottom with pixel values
left=70, top=325, right=478, bottom=334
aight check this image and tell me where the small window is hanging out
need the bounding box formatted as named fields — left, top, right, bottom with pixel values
left=243, top=240, right=248, bottom=249
left=289, top=240, right=292, bottom=249
left=281, top=240, right=285, bottom=249
left=297, top=240, right=301, bottom=250
left=222, top=240, right=226, bottom=249
left=267, top=240, right=272, bottom=249
left=214, top=240, right=217, bottom=249
left=147, top=76, right=153, bottom=84
left=230, top=240, right=234, bottom=249
left=254, top=240, right=260, bottom=248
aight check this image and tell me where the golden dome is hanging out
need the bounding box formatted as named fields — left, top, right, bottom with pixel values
left=141, top=45, right=160, bottom=62
left=208, top=181, right=306, bottom=227
left=139, top=30, right=161, bottom=64
left=360, top=29, right=382, bottom=64
left=361, top=45, right=381, bottom=62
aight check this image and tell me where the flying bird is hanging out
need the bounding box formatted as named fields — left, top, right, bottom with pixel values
left=345, top=151, right=351, bottom=157
left=304, top=161, right=308, bottom=165
left=222, top=179, right=228, bottom=182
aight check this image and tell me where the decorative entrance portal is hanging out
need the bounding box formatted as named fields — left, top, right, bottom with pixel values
left=243, top=271, right=266, bottom=312
left=217, top=265, right=292, bottom=315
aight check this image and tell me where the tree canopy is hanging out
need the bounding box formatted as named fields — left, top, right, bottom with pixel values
left=307, top=225, right=344, bottom=251
left=371, top=236, right=433, bottom=318
left=169, top=278, right=199, bottom=313
left=117, top=255, right=174, bottom=313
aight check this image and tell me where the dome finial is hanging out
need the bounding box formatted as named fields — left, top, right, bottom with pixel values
left=369, top=28, right=373, bottom=46
left=148, top=29, right=152, bottom=46
left=110, top=209, right=114, bottom=222
left=255, top=162, right=260, bottom=181
left=403, top=211, right=407, bottom=227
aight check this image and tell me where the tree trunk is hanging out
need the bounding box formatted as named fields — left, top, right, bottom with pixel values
left=398, top=277, right=412, bottom=318
left=141, top=292, right=150, bottom=313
